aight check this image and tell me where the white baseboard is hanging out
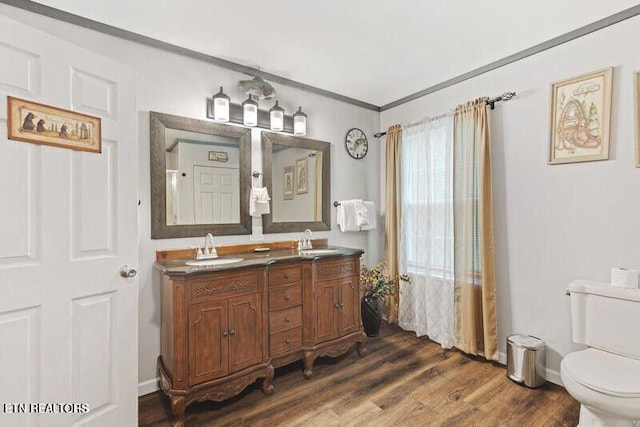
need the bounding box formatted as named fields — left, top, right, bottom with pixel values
left=497, top=351, right=562, bottom=387
left=138, top=377, right=160, bottom=396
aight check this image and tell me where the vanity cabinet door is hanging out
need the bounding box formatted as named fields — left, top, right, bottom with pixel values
left=315, top=280, right=339, bottom=343
left=188, top=301, right=228, bottom=385
left=228, top=293, right=264, bottom=373
left=338, top=276, right=359, bottom=336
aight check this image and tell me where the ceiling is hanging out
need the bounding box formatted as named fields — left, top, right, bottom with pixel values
left=30, top=0, right=639, bottom=106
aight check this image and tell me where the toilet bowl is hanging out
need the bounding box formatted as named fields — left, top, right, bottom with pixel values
left=561, top=348, right=640, bottom=425
left=562, top=280, right=640, bottom=426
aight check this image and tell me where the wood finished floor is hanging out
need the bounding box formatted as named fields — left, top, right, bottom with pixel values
left=139, top=324, right=580, bottom=426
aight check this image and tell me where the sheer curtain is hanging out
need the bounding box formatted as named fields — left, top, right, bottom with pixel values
left=398, top=116, right=456, bottom=348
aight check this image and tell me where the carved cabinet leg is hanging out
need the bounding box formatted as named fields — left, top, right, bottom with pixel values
left=262, top=363, right=274, bottom=395
left=357, top=333, right=368, bottom=357
left=303, top=351, right=315, bottom=379
left=169, top=395, right=186, bottom=427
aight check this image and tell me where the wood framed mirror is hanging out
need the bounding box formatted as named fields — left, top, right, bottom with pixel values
left=261, top=131, right=331, bottom=233
left=150, top=111, right=252, bottom=239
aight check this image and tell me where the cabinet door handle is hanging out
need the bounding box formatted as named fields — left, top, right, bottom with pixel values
left=285, top=339, right=291, bottom=345
left=283, top=273, right=290, bottom=279
left=284, top=317, right=291, bottom=323
left=222, top=331, right=229, bottom=337
left=229, top=329, right=236, bottom=336
left=284, top=295, right=291, bottom=301
left=335, top=303, right=340, bottom=308
left=339, top=303, right=344, bottom=308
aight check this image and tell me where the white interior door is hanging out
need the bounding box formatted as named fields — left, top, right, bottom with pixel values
left=0, top=14, right=138, bottom=427
left=193, top=165, right=239, bottom=223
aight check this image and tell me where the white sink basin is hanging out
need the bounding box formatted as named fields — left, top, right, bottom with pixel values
left=186, top=258, right=244, bottom=267
left=300, top=249, right=341, bottom=255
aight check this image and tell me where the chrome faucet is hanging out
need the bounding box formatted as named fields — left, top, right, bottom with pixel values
left=301, top=229, right=313, bottom=250
left=197, top=233, right=218, bottom=259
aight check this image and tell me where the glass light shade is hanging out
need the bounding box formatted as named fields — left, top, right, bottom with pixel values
left=269, top=101, right=284, bottom=132
left=212, top=86, right=230, bottom=122
left=293, top=106, right=307, bottom=136
left=242, top=95, right=258, bottom=127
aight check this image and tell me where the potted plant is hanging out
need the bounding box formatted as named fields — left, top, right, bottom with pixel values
left=360, top=262, right=409, bottom=337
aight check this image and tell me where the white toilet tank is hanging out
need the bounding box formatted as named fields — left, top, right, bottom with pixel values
left=568, top=279, right=640, bottom=361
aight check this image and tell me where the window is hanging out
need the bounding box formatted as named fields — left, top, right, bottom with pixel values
left=400, top=117, right=454, bottom=280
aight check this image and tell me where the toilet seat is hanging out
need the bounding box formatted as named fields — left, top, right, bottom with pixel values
left=561, top=348, right=640, bottom=419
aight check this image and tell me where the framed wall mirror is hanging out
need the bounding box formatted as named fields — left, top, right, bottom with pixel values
left=261, top=131, right=331, bottom=233
left=150, top=111, right=252, bottom=239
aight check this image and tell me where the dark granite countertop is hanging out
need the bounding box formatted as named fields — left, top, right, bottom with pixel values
left=155, top=246, right=364, bottom=277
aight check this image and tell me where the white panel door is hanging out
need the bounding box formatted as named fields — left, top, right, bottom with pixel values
left=193, top=165, right=239, bottom=223
left=0, top=15, right=138, bottom=427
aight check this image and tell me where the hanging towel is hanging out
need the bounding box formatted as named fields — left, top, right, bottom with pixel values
left=360, top=201, right=377, bottom=230
left=250, top=187, right=271, bottom=217
left=337, top=199, right=362, bottom=232
left=355, top=201, right=369, bottom=227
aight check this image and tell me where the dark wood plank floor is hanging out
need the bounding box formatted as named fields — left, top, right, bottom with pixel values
left=139, top=324, right=579, bottom=426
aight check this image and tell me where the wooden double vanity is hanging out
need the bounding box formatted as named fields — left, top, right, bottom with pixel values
left=155, top=242, right=367, bottom=425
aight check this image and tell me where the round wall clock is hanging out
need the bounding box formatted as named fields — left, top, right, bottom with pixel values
left=345, top=128, right=368, bottom=159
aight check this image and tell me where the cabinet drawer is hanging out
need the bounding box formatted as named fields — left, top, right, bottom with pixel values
left=315, top=258, right=358, bottom=280
left=269, top=283, right=303, bottom=311
left=269, top=266, right=302, bottom=287
left=189, top=271, right=260, bottom=302
left=270, top=327, right=302, bottom=355
left=269, top=306, right=302, bottom=334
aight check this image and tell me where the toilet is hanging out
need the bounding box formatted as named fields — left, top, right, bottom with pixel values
left=561, top=280, right=640, bottom=426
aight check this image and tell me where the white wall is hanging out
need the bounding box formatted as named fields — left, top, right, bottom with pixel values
left=0, top=5, right=383, bottom=394
left=381, top=16, right=640, bottom=383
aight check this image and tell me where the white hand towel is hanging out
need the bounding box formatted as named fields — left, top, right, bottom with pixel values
left=337, top=199, right=362, bottom=232
left=360, top=201, right=377, bottom=230
left=355, top=201, right=369, bottom=227
left=250, top=187, right=271, bottom=217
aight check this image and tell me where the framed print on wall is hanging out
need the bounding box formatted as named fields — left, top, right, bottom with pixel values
left=548, top=67, right=613, bottom=164
left=296, top=157, right=308, bottom=194
left=283, top=165, right=294, bottom=200
left=635, top=70, right=640, bottom=167
left=7, top=96, right=101, bottom=153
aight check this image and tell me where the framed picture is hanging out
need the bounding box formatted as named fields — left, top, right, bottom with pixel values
left=7, top=96, right=101, bottom=153
left=296, top=157, right=308, bottom=194
left=548, top=67, right=612, bottom=164
left=635, top=70, right=640, bottom=167
left=283, top=165, right=294, bottom=200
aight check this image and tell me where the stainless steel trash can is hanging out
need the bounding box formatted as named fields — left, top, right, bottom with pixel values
left=506, top=334, right=546, bottom=388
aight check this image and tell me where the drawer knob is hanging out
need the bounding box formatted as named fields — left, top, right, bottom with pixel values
left=335, top=303, right=340, bottom=309
left=229, top=329, right=236, bottom=336
left=285, top=317, right=291, bottom=323
left=285, top=339, right=291, bottom=345
left=284, top=295, right=291, bottom=301
left=339, top=303, right=344, bottom=308
left=222, top=331, right=229, bottom=337
left=283, top=273, right=290, bottom=279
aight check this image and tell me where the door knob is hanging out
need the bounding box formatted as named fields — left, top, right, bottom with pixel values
left=120, top=265, right=137, bottom=278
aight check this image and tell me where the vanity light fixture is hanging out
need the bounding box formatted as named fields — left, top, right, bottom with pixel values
left=212, top=86, right=230, bottom=122
left=269, top=101, right=285, bottom=132
left=293, top=106, right=307, bottom=136
left=242, top=95, right=258, bottom=127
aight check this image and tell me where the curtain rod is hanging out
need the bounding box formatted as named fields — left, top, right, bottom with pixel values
left=373, top=91, right=516, bottom=138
